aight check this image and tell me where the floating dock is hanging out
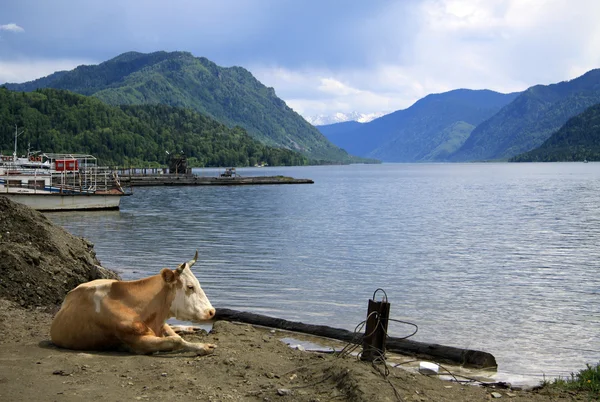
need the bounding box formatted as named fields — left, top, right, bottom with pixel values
left=119, top=174, right=313, bottom=186
left=115, top=168, right=313, bottom=187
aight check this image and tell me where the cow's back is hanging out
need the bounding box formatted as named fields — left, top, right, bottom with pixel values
left=50, top=279, right=120, bottom=350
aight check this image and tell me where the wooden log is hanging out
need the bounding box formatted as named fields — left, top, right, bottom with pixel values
left=214, top=308, right=497, bottom=369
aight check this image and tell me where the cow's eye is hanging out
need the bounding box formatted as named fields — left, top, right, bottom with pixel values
left=187, top=285, right=194, bottom=291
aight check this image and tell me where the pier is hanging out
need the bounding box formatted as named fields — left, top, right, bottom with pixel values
left=114, top=167, right=313, bottom=187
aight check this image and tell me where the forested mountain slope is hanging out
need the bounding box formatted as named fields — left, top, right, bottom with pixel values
left=510, top=103, right=600, bottom=162
left=450, top=69, right=600, bottom=161
left=5, top=51, right=352, bottom=163
left=0, top=88, right=308, bottom=167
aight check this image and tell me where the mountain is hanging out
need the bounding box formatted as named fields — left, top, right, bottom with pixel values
left=0, top=87, right=308, bottom=167
left=510, top=103, right=600, bottom=162
left=321, top=89, right=519, bottom=162
left=450, top=69, right=600, bottom=161
left=306, top=111, right=385, bottom=126
left=4, top=51, right=353, bottom=163
left=317, top=121, right=363, bottom=139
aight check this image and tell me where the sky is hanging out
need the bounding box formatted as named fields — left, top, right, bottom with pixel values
left=1, top=0, right=600, bottom=119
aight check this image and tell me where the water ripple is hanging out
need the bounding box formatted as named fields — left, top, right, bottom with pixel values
left=46, top=163, right=600, bottom=385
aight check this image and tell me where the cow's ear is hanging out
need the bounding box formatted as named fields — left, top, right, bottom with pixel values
left=161, top=268, right=176, bottom=284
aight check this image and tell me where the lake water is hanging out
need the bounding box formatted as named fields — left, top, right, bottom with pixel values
left=46, top=163, right=600, bottom=386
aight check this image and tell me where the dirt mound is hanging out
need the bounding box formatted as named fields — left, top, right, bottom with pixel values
left=0, top=196, right=119, bottom=308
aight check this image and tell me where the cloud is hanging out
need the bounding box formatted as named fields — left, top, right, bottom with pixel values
left=412, top=0, right=600, bottom=85
left=253, top=0, right=600, bottom=118
left=2, top=0, right=600, bottom=119
left=0, top=59, right=94, bottom=84
left=0, top=23, right=24, bottom=32
left=252, top=65, right=411, bottom=117
left=317, top=78, right=361, bottom=97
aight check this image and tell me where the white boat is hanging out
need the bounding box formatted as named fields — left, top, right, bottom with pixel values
left=1, top=127, right=130, bottom=211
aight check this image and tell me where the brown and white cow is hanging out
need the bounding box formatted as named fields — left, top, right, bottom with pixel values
left=50, top=251, right=216, bottom=355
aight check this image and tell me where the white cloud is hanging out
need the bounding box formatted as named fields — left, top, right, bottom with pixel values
left=0, top=23, right=24, bottom=32
left=317, top=78, right=361, bottom=97
left=0, top=59, right=94, bottom=84
left=414, top=0, right=600, bottom=86
left=251, top=66, right=319, bottom=99
left=253, top=65, right=416, bottom=117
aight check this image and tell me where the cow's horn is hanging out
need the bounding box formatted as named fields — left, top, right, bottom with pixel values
left=176, top=250, right=199, bottom=274
left=187, top=250, right=199, bottom=269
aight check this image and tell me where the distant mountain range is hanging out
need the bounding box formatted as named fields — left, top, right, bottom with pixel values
left=306, top=111, right=385, bottom=126
left=318, top=89, right=520, bottom=162
left=316, top=121, right=363, bottom=139
left=5, top=50, right=600, bottom=164
left=449, top=69, right=600, bottom=161
left=317, top=69, right=600, bottom=162
left=4, top=51, right=356, bottom=164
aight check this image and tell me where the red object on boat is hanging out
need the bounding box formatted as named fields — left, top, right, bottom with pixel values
left=55, top=159, right=78, bottom=171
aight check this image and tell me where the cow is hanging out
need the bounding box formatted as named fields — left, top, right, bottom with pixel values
left=50, top=251, right=216, bottom=355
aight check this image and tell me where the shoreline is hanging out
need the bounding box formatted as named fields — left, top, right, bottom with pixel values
left=0, top=195, right=589, bottom=400
left=0, top=299, right=563, bottom=401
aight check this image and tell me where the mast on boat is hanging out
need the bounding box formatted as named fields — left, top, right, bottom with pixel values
left=13, top=124, right=25, bottom=163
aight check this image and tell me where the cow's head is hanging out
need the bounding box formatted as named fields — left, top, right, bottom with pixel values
left=167, top=251, right=215, bottom=322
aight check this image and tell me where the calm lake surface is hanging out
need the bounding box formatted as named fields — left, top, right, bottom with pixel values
left=46, top=163, right=600, bottom=385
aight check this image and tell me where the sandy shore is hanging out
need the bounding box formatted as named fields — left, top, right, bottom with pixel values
left=1, top=298, right=584, bottom=401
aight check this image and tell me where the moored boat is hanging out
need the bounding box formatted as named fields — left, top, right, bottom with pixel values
left=1, top=127, right=130, bottom=211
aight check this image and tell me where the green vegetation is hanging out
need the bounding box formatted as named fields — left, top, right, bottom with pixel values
left=510, top=103, right=600, bottom=162
left=0, top=87, right=309, bottom=167
left=5, top=51, right=356, bottom=163
left=544, top=363, right=600, bottom=400
left=451, top=69, right=600, bottom=161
